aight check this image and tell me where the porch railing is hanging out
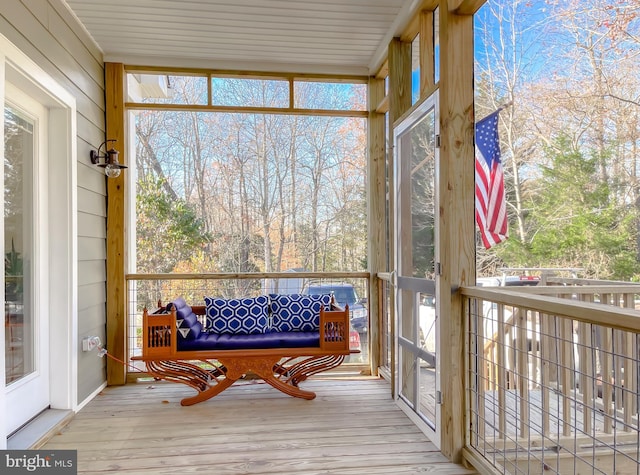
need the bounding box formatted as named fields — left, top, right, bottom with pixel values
left=125, top=272, right=370, bottom=374
left=461, top=284, right=640, bottom=474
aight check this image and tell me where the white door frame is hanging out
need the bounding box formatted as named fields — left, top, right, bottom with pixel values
left=0, top=34, right=77, bottom=447
left=392, top=91, right=441, bottom=447
left=4, top=84, right=51, bottom=433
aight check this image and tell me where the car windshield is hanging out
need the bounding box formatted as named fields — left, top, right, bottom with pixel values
left=308, top=286, right=357, bottom=305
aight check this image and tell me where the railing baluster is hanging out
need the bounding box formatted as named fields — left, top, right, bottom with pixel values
left=622, top=293, right=634, bottom=429
left=579, top=320, right=593, bottom=434
left=540, top=311, right=550, bottom=437
left=497, top=302, right=506, bottom=438
left=516, top=307, right=529, bottom=436
left=477, top=298, right=486, bottom=441
left=559, top=306, right=572, bottom=437
left=601, top=324, right=614, bottom=434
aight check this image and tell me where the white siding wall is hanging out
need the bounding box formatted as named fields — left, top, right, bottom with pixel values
left=0, top=0, right=107, bottom=402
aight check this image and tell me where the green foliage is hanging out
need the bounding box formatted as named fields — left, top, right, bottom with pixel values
left=4, top=238, right=23, bottom=299
left=512, top=136, right=640, bottom=279
left=136, top=177, right=211, bottom=273
left=5, top=238, right=22, bottom=277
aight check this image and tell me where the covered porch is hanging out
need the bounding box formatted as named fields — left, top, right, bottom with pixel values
left=3, top=0, right=639, bottom=474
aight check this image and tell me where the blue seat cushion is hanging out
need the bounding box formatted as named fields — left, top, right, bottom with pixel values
left=177, top=331, right=320, bottom=351
left=269, top=294, right=331, bottom=332
left=204, top=295, right=270, bottom=334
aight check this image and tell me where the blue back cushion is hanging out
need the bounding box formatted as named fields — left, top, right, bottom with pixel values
left=269, top=294, right=331, bottom=332
left=204, top=295, right=270, bottom=334
left=166, top=297, right=202, bottom=341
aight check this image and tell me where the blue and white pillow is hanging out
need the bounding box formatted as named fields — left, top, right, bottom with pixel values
left=204, top=295, right=270, bottom=334
left=168, top=298, right=202, bottom=340
left=269, top=294, right=331, bottom=332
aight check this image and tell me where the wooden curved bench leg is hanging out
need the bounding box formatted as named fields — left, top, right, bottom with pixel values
left=145, top=360, right=237, bottom=405
left=262, top=374, right=316, bottom=400
left=218, top=355, right=317, bottom=400
left=142, top=352, right=348, bottom=404
left=180, top=377, right=236, bottom=406
left=278, top=355, right=345, bottom=386
left=146, top=360, right=211, bottom=391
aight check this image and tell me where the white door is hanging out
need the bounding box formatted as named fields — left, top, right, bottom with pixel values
left=4, top=82, right=50, bottom=435
left=393, top=92, right=440, bottom=446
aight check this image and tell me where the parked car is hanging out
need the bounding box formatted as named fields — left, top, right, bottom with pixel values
left=349, top=330, right=361, bottom=352
left=301, top=282, right=369, bottom=334
left=476, top=275, right=541, bottom=287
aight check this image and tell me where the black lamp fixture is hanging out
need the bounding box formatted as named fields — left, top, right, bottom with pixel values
left=89, top=139, right=127, bottom=178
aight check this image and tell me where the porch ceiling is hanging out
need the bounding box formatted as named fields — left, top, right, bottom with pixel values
left=63, top=0, right=418, bottom=76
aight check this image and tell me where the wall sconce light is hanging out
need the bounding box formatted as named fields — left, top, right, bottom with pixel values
left=89, top=139, right=127, bottom=178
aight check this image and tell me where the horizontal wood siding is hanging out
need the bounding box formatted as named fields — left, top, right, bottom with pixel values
left=0, top=0, right=107, bottom=402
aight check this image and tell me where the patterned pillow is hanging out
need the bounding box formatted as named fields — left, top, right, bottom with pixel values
left=204, top=295, right=270, bottom=334
left=167, top=299, right=202, bottom=340
left=269, top=294, right=331, bottom=332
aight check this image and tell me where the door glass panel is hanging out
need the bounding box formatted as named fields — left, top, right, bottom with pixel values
left=419, top=292, right=436, bottom=351
left=400, top=288, right=417, bottom=341
left=411, top=108, right=437, bottom=430
left=399, top=345, right=416, bottom=406
left=4, top=106, right=34, bottom=385
left=419, top=354, right=436, bottom=425
left=410, top=110, right=436, bottom=278
left=395, top=93, right=439, bottom=441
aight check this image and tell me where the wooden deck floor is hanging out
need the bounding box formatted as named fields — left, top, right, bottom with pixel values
left=43, top=376, right=477, bottom=474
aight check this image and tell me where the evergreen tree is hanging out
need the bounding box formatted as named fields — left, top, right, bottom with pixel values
left=522, top=136, right=639, bottom=279
left=136, top=177, right=211, bottom=274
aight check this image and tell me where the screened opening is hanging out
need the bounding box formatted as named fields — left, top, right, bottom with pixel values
left=294, top=81, right=367, bottom=111
left=127, top=73, right=208, bottom=105
left=212, top=77, right=290, bottom=108
left=133, top=110, right=367, bottom=276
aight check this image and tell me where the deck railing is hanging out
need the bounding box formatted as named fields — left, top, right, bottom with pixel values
left=461, top=283, right=640, bottom=474
left=125, top=272, right=370, bottom=375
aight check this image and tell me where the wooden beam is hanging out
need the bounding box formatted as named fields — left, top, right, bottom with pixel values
left=388, top=39, right=412, bottom=124
left=375, top=60, right=388, bottom=79
left=375, top=95, right=389, bottom=114
left=368, top=77, right=386, bottom=376
left=105, top=62, right=127, bottom=385
left=419, top=10, right=435, bottom=98
left=124, top=65, right=368, bottom=83
left=437, top=0, right=475, bottom=462
left=124, top=102, right=368, bottom=118
left=400, top=14, right=420, bottom=42
left=449, top=0, right=487, bottom=15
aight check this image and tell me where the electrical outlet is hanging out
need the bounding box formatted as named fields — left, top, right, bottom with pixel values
left=82, top=336, right=101, bottom=352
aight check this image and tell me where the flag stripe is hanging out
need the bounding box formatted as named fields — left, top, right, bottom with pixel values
left=475, top=110, right=508, bottom=249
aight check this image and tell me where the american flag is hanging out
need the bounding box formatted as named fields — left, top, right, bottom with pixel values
left=475, top=110, right=508, bottom=249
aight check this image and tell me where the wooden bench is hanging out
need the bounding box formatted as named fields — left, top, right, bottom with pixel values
left=133, top=295, right=354, bottom=405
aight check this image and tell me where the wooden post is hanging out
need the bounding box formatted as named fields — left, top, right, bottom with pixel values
left=438, top=1, right=475, bottom=462
left=419, top=10, right=435, bottom=99
left=389, top=39, right=413, bottom=123
left=388, top=37, right=412, bottom=399
left=368, top=77, right=386, bottom=375
left=105, top=62, right=127, bottom=385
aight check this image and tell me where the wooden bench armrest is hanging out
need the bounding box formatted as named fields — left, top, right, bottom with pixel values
left=319, top=304, right=350, bottom=352
left=142, top=306, right=177, bottom=359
